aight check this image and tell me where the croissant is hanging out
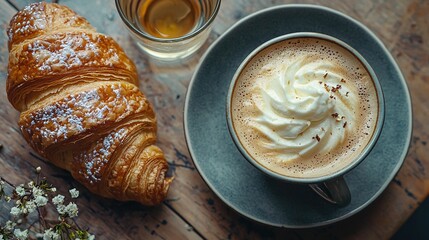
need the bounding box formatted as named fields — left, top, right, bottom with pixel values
left=6, top=2, right=172, bottom=205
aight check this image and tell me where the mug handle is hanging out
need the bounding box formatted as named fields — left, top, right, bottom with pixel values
left=309, top=176, right=351, bottom=206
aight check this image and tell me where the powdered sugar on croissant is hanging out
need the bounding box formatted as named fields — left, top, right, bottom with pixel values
left=6, top=2, right=172, bottom=205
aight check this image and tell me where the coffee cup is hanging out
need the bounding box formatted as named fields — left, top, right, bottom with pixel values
left=226, top=32, right=384, bottom=206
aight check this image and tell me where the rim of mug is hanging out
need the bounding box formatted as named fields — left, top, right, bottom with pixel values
left=115, top=0, right=221, bottom=43
left=226, top=32, right=385, bottom=184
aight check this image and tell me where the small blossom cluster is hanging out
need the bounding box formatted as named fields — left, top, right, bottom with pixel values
left=0, top=167, right=95, bottom=240
left=9, top=182, right=51, bottom=218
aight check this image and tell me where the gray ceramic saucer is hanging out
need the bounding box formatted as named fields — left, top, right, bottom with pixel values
left=184, top=4, right=412, bottom=228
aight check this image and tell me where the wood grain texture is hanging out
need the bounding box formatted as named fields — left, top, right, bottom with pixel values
left=0, top=0, right=428, bottom=239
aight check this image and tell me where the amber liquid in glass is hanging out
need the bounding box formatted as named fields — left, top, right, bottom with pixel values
left=138, top=0, right=201, bottom=39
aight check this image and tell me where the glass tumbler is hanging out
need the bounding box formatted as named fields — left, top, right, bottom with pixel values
left=115, top=0, right=221, bottom=61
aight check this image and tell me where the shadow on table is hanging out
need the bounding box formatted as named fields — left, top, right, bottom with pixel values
left=392, top=197, right=429, bottom=239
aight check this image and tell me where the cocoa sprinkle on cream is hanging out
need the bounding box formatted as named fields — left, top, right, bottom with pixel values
left=312, top=134, right=321, bottom=142
left=331, top=84, right=342, bottom=93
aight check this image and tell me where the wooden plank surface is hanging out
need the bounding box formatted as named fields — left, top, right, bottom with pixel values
left=0, top=0, right=428, bottom=239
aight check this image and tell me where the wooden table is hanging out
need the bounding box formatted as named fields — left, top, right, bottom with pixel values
left=0, top=0, right=428, bottom=239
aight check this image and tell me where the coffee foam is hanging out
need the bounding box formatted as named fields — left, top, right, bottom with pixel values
left=230, top=37, right=379, bottom=178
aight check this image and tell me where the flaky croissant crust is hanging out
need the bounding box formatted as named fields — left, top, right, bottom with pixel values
left=6, top=2, right=172, bottom=205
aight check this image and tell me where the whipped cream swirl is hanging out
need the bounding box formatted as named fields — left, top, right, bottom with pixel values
left=251, top=56, right=355, bottom=162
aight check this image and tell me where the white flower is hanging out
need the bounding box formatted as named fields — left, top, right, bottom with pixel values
left=15, top=185, right=25, bottom=197
left=69, top=188, right=79, bottom=198
left=43, top=228, right=60, bottom=240
left=32, top=186, right=44, bottom=197
left=26, top=200, right=37, bottom=213
left=5, top=220, right=16, bottom=231
left=56, top=204, right=66, bottom=215
left=65, top=202, right=78, bottom=218
left=52, top=194, right=65, bottom=205
left=36, top=166, right=41, bottom=173
left=13, top=228, right=28, bottom=240
left=50, top=187, right=57, bottom=192
left=88, top=234, right=95, bottom=240
left=0, top=234, right=3, bottom=240
left=35, top=195, right=48, bottom=207
left=28, top=181, right=35, bottom=188
left=10, top=206, right=20, bottom=216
